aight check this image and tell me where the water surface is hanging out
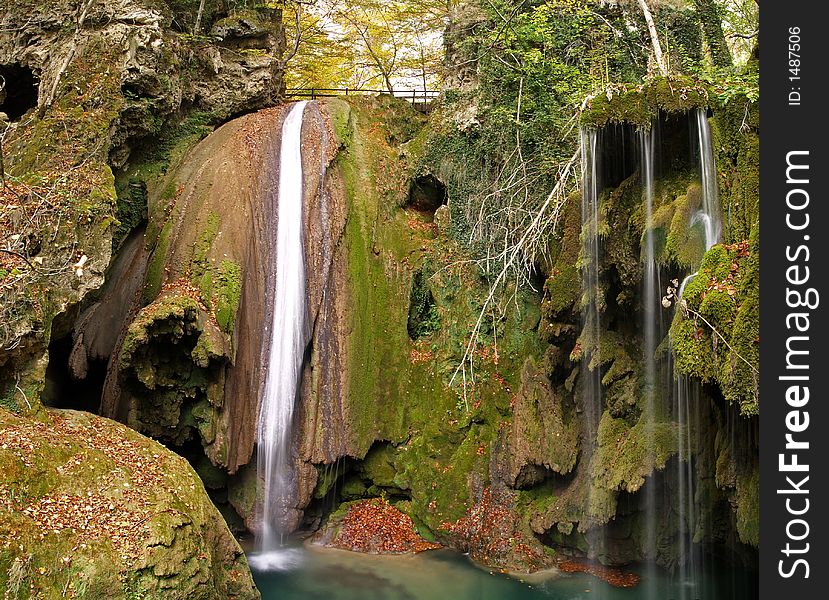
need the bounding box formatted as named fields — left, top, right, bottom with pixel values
left=250, top=545, right=757, bottom=600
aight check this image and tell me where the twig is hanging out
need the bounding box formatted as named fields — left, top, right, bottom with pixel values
left=15, top=376, right=32, bottom=411
left=0, top=249, right=35, bottom=269
left=679, top=301, right=759, bottom=376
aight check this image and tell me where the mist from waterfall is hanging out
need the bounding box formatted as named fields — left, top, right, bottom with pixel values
left=254, top=100, right=310, bottom=563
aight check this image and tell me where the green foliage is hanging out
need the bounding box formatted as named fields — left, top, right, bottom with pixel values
left=113, top=178, right=148, bottom=248
left=0, top=390, right=19, bottom=413
left=407, top=270, right=440, bottom=340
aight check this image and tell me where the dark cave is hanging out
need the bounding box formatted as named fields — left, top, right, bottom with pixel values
left=0, top=63, right=39, bottom=121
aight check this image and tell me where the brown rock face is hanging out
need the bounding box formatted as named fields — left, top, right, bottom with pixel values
left=110, top=107, right=291, bottom=473
left=107, top=101, right=353, bottom=533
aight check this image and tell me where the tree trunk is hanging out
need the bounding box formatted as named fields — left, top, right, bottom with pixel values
left=194, top=0, right=206, bottom=35
left=637, top=0, right=668, bottom=76
left=382, top=71, right=395, bottom=96
left=693, top=0, right=733, bottom=68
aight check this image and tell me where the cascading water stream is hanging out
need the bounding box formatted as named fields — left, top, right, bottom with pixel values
left=254, top=100, right=310, bottom=562
left=671, top=109, right=720, bottom=594
left=578, top=128, right=606, bottom=568
left=679, top=109, right=722, bottom=297
left=639, top=125, right=660, bottom=600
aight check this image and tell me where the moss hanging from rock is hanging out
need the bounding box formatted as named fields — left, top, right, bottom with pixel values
left=580, top=76, right=712, bottom=129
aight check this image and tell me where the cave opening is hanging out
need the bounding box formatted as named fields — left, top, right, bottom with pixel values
left=594, top=111, right=697, bottom=197
left=595, top=122, right=639, bottom=193
left=41, top=332, right=107, bottom=413
left=406, top=174, right=447, bottom=220
left=0, top=63, right=39, bottom=122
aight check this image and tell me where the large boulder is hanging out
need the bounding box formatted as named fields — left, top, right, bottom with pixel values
left=0, top=407, right=259, bottom=599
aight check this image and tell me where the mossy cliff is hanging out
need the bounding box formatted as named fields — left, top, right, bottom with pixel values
left=303, top=82, right=757, bottom=570
left=297, top=96, right=556, bottom=572
left=1, top=0, right=285, bottom=595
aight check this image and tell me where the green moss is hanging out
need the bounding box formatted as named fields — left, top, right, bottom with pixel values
left=590, top=412, right=678, bottom=499
left=541, top=194, right=582, bottom=322
left=113, top=178, right=148, bottom=248
left=735, top=463, right=759, bottom=546
left=0, top=409, right=257, bottom=598
left=213, top=260, right=242, bottom=334
left=670, top=232, right=759, bottom=414
left=121, top=294, right=202, bottom=367
left=194, top=455, right=227, bottom=490
left=192, top=213, right=221, bottom=285
left=318, top=97, right=546, bottom=541
left=580, top=76, right=711, bottom=128
left=664, top=184, right=707, bottom=268
left=711, top=96, right=759, bottom=244
left=143, top=217, right=176, bottom=303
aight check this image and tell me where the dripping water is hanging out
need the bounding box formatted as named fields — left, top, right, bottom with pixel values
left=252, top=100, right=311, bottom=567
left=674, top=376, right=699, bottom=599
left=671, top=109, right=721, bottom=593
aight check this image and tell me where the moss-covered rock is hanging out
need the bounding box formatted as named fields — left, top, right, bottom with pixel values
left=670, top=235, right=758, bottom=415
left=0, top=408, right=258, bottom=599
left=580, top=76, right=711, bottom=129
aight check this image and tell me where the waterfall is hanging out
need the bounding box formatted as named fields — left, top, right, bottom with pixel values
left=695, top=108, right=721, bottom=247
left=673, top=376, right=699, bottom=598
left=679, top=109, right=722, bottom=298
left=254, top=100, right=310, bottom=561
left=639, top=125, right=660, bottom=599
left=579, top=128, right=606, bottom=562
left=671, top=109, right=721, bottom=592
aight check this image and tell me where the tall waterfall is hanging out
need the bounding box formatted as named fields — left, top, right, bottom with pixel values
left=695, top=108, right=721, bottom=249
left=579, top=128, right=605, bottom=562
left=579, top=128, right=601, bottom=434
left=668, top=108, right=722, bottom=594
left=639, top=125, right=660, bottom=599
left=256, top=100, right=310, bottom=557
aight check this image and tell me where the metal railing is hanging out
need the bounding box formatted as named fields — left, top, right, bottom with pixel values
left=285, top=88, right=440, bottom=106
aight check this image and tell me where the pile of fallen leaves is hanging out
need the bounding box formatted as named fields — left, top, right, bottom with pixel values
left=558, top=557, right=641, bottom=588
left=409, top=347, right=433, bottom=364
left=0, top=412, right=186, bottom=565
left=328, top=498, right=441, bottom=554
left=439, top=488, right=548, bottom=572
left=406, top=216, right=438, bottom=235
left=160, top=277, right=211, bottom=314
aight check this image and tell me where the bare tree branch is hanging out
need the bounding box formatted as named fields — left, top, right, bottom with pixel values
left=636, top=0, right=668, bottom=76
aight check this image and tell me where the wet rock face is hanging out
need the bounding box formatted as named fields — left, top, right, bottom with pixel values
left=102, top=102, right=347, bottom=534
left=0, top=0, right=286, bottom=407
